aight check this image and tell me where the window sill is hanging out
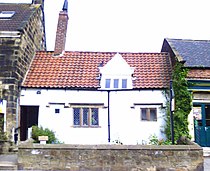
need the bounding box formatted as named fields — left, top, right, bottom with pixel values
left=141, top=120, right=157, bottom=122
left=72, top=126, right=101, bottom=128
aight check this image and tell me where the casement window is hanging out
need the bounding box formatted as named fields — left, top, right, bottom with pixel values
left=141, top=108, right=157, bottom=121
left=105, top=79, right=111, bottom=88
left=104, top=78, right=128, bottom=89
left=73, top=107, right=99, bottom=127
left=114, top=79, right=119, bottom=88
left=122, top=79, right=127, bottom=88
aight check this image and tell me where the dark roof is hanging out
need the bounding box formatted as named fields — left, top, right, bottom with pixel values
left=164, top=38, right=210, bottom=67
left=0, top=3, right=40, bottom=31
left=22, top=51, right=172, bottom=89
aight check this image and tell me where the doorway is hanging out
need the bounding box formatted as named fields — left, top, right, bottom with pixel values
left=194, top=104, right=210, bottom=146
left=20, top=106, right=39, bottom=141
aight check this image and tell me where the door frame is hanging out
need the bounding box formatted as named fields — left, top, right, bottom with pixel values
left=193, top=102, right=210, bottom=146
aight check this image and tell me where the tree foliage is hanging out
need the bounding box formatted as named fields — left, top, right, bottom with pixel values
left=165, top=62, right=192, bottom=142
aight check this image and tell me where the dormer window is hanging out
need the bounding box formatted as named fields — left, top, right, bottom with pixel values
left=0, top=11, right=15, bottom=19
left=105, top=79, right=111, bottom=88
left=122, top=79, right=127, bottom=88
left=99, top=53, right=135, bottom=90
left=114, top=79, right=119, bottom=88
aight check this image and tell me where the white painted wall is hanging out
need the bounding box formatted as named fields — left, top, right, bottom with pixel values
left=20, top=89, right=166, bottom=144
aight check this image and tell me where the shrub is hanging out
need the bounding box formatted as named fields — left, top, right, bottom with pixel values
left=148, top=134, right=172, bottom=145
left=0, top=117, right=7, bottom=141
left=32, top=125, right=61, bottom=144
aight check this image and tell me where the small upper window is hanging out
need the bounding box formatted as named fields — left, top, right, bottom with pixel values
left=113, top=79, right=119, bottom=88
left=0, top=11, right=15, bottom=19
left=55, top=109, right=60, bottom=114
left=122, top=79, right=127, bottom=88
left=105, top=79, right=111, bottom=88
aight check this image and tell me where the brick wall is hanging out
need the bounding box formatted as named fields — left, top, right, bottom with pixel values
left=18, top=144, right=203, bottom=171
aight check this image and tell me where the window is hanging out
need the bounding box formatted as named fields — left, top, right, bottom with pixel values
left=0, top=11, right=15, bottom=18
left=73, top=107, right=99, bottom=127
left=105, top=79, right=111, bottom=88
left=122, top=79, right=127, bottom=88
left=114, top=79, right=119, bottom=88
left=141, top=108, right=157, bottom=121
left=55, top=109, right=60, bottom=114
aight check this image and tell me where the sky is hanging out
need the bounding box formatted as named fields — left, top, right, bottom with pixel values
left=1, top=0, right=210, bottom=52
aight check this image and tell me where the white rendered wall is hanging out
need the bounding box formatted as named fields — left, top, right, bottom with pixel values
left=20, top=89, right=166, bottom=144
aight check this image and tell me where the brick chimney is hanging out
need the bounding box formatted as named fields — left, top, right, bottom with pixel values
left=54, top=0, right=69, bottom=55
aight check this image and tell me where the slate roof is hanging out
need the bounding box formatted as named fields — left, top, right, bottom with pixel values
left=22, top=51, right=172, bottom=89
left=164, top=38, right=210, bottom=67
left=0, top=3, right=39, bottom=31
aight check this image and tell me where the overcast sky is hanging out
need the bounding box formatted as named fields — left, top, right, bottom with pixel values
left=1, top=0, right=210, bottom=52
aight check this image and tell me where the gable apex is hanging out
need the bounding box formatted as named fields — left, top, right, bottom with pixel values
left=101, top=53, right=133, bottom=74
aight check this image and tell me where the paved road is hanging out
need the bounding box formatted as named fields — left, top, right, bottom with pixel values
left=204, top=157, right=210, bottom=171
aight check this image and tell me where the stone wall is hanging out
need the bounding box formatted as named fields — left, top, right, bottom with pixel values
left=18, top=143, right=203, bottom=171
left=0, top=4, right=45, bottom=137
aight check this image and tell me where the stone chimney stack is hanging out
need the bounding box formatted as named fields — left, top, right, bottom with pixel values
left=54, top=0, right=69, bottom=55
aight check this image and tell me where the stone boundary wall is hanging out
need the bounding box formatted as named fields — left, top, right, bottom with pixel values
left=18, top=143, right=203, bottom=171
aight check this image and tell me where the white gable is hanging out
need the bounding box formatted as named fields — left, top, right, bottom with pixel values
left=99, top=53, right=134, bottom=89
left=100, top=53, right=134, bottom=75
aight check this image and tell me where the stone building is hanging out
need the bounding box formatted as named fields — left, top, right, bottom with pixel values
left=162, top=38, right=210, bottom=147
left=0, top=0, right=46, bottom=140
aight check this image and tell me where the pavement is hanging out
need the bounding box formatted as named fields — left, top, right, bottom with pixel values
left=204, top=157, right=210, bottom=171
left=203, top=147, right=210, bottom=171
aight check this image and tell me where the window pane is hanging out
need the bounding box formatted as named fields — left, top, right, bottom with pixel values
left=83, top=108, right=89, bottom=126
left=73, top=108, right=80, bottom=125
left=114, top=79, right=119, bottom=88
left=91, top=108, right=99, bottom=125
left=105, top=79, right=111, bottom=88
left=122, top=79, right=127, bottom=88
left=55, top=109, right=60, bottom=114
left=141, top=108, right=147, bottom=120
left=150, top=108, right=157, bottom=121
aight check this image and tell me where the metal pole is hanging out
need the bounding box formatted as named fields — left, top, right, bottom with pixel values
left=170, top=80, right=175, bottom=144
left=107, top=91, right=111, bottom=143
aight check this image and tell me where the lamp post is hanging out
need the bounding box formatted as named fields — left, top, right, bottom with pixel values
left=170, top=80, right=175, bottom=144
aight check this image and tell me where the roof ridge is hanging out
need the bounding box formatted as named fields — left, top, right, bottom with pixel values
left=36, top=50, right=167, bottom=54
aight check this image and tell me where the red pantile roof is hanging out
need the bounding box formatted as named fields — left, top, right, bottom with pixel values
left=187, top=69, right=210, bottom=80
left=22, top=51, right=172, bottom=89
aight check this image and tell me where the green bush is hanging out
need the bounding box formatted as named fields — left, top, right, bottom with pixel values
left=32, top=125, right=61, bottom=144
left=164, top=63, right=192, bottom=142
left=148, top=134, right=172, bottom=145
left=0, top=117, right=7, bottom=141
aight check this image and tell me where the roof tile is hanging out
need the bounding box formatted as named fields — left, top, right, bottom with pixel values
left=22, top=51, right=172, bottom=89
left=0, top=3, right=38, bottom=31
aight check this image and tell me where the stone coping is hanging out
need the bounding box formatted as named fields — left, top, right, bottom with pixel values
left=18, top=143, right=203, bottom=151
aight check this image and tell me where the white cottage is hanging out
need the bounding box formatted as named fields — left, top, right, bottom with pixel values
left=19, top=0, right=172, bottom=144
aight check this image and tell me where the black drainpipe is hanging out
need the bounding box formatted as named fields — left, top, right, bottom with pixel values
left=108, top=90, right=111, bottom=143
